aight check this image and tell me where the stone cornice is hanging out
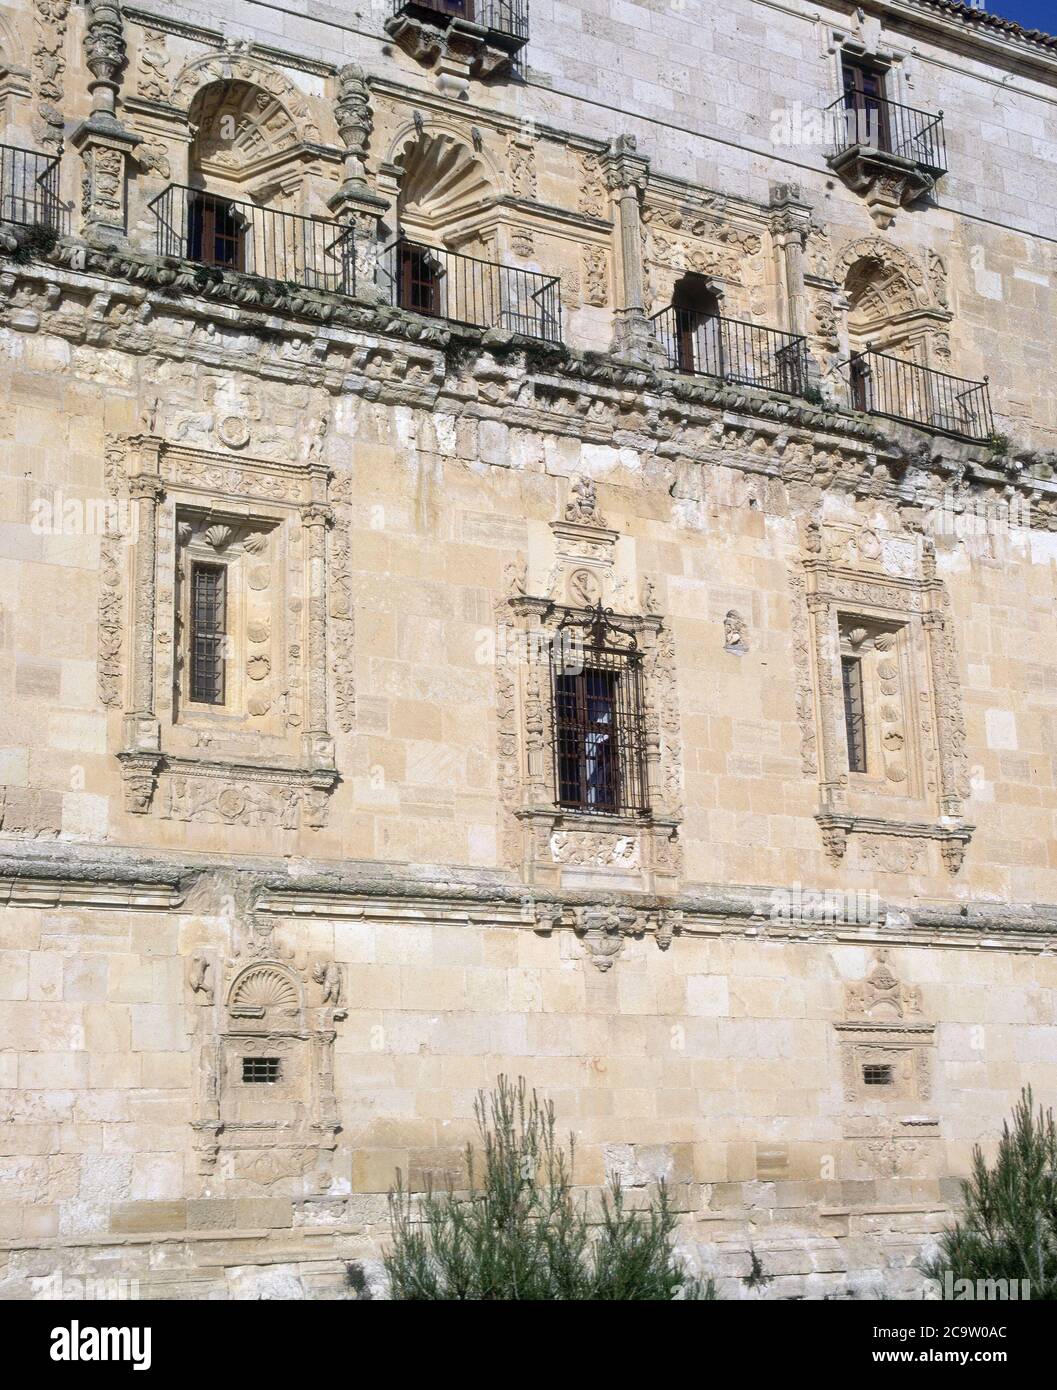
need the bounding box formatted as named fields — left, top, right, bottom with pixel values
left=861, top=0, right=1057, bottom=79
left=122, top=9, right=338, bottom=78
left=2, top=845, right=1057, bottom=951
left=368, top=76, right=611, bottom=154
left=2, top=242, right=1054, bottom=517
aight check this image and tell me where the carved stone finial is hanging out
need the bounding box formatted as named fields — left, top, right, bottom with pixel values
left=564, top=474, right=606, bottom=527
left=505, top=554, right=527, bottom=599
left=84, top=0, right=128, bottom=118
left=335, top=65, right=372, bottom=182
left=312, top=959, right=344, bottom=1007
left=188, top=953, right=214, bottom=1004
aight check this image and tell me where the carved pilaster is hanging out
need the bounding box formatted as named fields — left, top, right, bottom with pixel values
left=602, top=135, right=652, bottom=361
left=301, top=503, right=335, bottom=771
left=921, top=603, right=968, bottom=820
left=807, top=590, right=847, bottom=811
left=123, top=470, right=163, bottom=755
left=769, top=182, right=813, bottom=342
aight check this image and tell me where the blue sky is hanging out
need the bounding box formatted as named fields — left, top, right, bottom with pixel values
left=984, top=0, right=1057, bottom=32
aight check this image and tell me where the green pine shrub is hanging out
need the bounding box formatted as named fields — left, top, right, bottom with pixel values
left=384, top=1075, right=714, bottom=1301
left=924, top=1087, right=1057, bottom=1299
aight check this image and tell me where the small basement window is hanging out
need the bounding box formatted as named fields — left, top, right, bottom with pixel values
left=242, top=1056, right=281, bottom=1084
left=862, top=1063, right=893, bottom=1086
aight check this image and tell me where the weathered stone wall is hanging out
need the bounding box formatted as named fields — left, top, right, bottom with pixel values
left=1, top=864, right=1055, bottom=1299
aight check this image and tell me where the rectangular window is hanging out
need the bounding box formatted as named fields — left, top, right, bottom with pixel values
left=550, top=616, right=649, bottom=816
left=190, top=563, right=226, bottom=706
left=188, top=192, right=246, bottom=271
left=862, top=1063, right=893, bottom=1086
left=841, top=654, right=867, bottom=773
left=242, top=1056, right=281, bottom=1084
left=841, top=58, right=890, bottom=151
left=398, top=243, right=442, bottom=316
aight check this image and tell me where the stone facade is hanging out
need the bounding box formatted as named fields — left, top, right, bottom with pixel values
left=1, top=0, right=1057, bottom=1299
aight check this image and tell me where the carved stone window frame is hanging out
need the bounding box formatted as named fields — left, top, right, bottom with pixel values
left=796, top=523, right=972, bottom=872
left=187, top=937, right=346, bottom=1192
left=110, top=434, right=339, bottom=829
left=502, top=593, right=682, bottom=895
left=835, top=950, right=939, bottom=1180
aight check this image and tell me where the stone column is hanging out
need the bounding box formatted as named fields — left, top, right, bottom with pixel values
left=328, top=65, right=388, bottom=301
left=119, top=464, right=163, bottom=812
left=768, top=182, right=812, bottom=338
left=602, top=135, right=652, bottom=362
left=124, top=470, right=163, bottom=749
left=70, top=0, right=141, bottom=247
left=301, top=502, right=335, bottom=771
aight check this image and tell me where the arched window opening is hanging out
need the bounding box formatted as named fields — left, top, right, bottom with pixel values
left=383, top=131, right=562, bottom=342
left=670, top=274, right=721, bottom=375
left=842, top=255, right=992, bottom=440
left=149, top=78, right=353, bottom=296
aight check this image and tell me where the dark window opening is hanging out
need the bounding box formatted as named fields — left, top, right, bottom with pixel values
left=849, top=351, right=870, bottom=413
left=671, top=274, right=721, bottom=376
left=841, top=654, right=867, bottom=774
left=398, top=242, right=442, bottom=316
left=190, top=563, right=226, bottom=706
left=188, top=192, right=246, bottom=271
left=555, top=668, right=620, bottom=812
left=551, top=611, right=649, bottom=816
left=242, top=1056, right=281, bottom=1083
left=862, top=1063, right=893, bottom=1086
left=841, top=57, right=890, bottom=152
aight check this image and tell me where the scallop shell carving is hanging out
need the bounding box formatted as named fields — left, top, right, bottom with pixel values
left=243, top=532, right=269, bottom=555
left=230, top=965, right=299, bottom=1011
left=204, top=524, right=235, bottom=550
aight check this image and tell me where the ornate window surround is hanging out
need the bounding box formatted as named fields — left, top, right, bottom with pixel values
left=108, top=433, right=339, bottom=828
left=795, top=517, right=972, bottom=873
left=836, top=949, right=939, bottom=1180
left=497, top=476, right=683, bottom=895
left=187, top=919, right=346, bottom=1191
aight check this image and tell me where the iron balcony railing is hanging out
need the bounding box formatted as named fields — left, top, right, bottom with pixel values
left=389, top=0, right=529, bottom=48
left=148, top=184, right=356, bottom=296
left=652, top=305, right=810, bottom=397
left=380, top=237, right=562, bottom=343
left=0, top=143, right=62, bottom=230
left=845, top=349, right=993, bottom=442
left=827, top=94, right=947, bottom=177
